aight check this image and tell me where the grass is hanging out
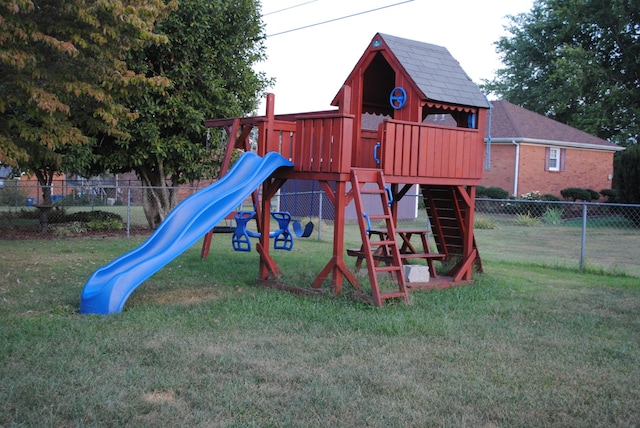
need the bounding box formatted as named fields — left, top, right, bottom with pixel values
left=1, top=236, right=639, bottom=427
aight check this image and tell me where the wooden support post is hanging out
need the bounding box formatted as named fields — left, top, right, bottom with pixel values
left=312, top=180, right=360, bottom=293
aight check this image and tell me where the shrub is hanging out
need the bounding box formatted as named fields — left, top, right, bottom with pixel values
left=600, top=188, right=619, bottom=202
left=541, top=193, right=561, bottom=201
left=561, top=187, right=593, bottom=201
left=0, top=183, right=28, bottom=206
left=514, top=212, right=542, bottom=227
left=53, top=221, right=88, bottom=236
left=586, top=189, right=600, bottom=201
left=474, top=216, right=496, bottom=229
left=86, top=218, right=124, bottom=230
left=486, top=187, right=509, bottom=199
left=542, top=207, right=563, bottom=225
left=520, top=190, right=542, bottom=200
left=64, top=210, right=122, bottom=223
left=477, top=186, right=509, bottom=199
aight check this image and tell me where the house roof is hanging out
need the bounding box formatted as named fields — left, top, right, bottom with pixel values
left=488, top=100, right=623, bottom=151
left=377, top=33, right=489, bottom=109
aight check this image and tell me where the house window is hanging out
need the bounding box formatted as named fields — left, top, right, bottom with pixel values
left=548, top=148, right=560, bottom=171
left=545, top=147, right=566, bottom=172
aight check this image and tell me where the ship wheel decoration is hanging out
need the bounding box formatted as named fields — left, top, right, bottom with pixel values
left=389, top=87, right=407, bottom=110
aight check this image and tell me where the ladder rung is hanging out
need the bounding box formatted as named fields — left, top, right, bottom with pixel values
left=375, top=266, right=402, bottom=273
left=366, top=214, right=392, bottom=220
left=379, top=292, right=407, bottom=299
left=369, top=240, right=396, bottom=246
left=360, top=189, right=385, bottom=194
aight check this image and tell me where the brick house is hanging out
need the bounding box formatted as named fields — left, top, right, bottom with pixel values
left=481, top=100, right=624, bottom=198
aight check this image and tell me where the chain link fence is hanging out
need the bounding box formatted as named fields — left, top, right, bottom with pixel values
left=2, top=180, right=639, bottom=277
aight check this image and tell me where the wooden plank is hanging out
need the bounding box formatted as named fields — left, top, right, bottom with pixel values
left=383, top=122, right=396, bottom=175
left=323, top=118, right=336, bottom=173
left=393, top=123, right=404, bottom=176
left=461, top=131, right=471, bottom=179
left=451, top=128, right=461, bottom=177
left=434, top=128, right=444, bottom=177
left=358, top=130, right=378, bottom=168
left=410, top=125, right=420, bottom=176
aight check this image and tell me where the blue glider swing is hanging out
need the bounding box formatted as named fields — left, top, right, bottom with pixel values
left=232, top=211, right=294, bottom=252
left=290, top=180, right=316, bottom=238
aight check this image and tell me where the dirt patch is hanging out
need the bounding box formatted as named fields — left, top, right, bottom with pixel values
left=0, top=227, right=151, bottom=240
left=143, top=390, right=176, bottom=404
left=140, top=288, right=226, bottom=306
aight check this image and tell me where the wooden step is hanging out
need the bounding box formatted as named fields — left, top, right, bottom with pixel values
left=379, top=291, right=409, bottom=300
left=369, top=239, right=396, bottom=247
left=360, top=188, right=386, bottom=194
left=374, top=265, right=403, bottom=273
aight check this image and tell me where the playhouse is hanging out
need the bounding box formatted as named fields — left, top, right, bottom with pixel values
left=201, top=33, right=489, bottom=306
left=79, top=33, right=490, bottom=314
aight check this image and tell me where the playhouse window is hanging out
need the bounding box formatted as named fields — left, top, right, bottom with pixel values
left=424, top=113, right=455, bottom=126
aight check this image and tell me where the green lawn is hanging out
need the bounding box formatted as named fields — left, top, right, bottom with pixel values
left=1, top=236, right=639, bottom=427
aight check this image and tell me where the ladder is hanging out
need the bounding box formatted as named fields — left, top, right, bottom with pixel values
left=350, top=169, right=408, bottom=306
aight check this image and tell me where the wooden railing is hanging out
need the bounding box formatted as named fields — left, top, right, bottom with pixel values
left=380, top=120, right=484, bottom=180
left=263, top=112, right=355, bottom=175
left=293, top=113, right=354, bottom=174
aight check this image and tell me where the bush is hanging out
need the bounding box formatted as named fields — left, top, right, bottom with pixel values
left=586, top=189, right=600, bottom=201
left=600, top=188, right=619, bottom=202
left=520, top=191, right=542, bottom=200
left=613, top=142, right=640, bottom=204
left=86, top=218, right=124, bottom=230
left=64, top=210, right=123, bottom=223
left=514, top=212, right=542, bottom=227
left=542, top=207, right=563, bottom=225
left=0, top=183, right=28, bottom=206
left=561, top=187, right=594, bottom=201
left=474, top=216, right=496, bottom=229
left=541, top=193, right=561, bottom=201
left=486, top=187, right=509, bottom=199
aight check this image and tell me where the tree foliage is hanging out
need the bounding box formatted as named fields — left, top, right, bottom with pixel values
left=91, top=0, right=269, bottom=228
left=482, top=0, right=640, bottom=145
left=0, top=0, right=174, bottom=202
left=614, top=145, right=640, bottom=203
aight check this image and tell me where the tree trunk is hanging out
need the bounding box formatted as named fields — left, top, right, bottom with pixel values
left=138, top=163, right=178, bottom=229
left=34, top=169, right=55, bottom=206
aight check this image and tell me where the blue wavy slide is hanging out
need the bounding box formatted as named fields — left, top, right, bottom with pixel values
left=80, top=152, right=293, bottom=315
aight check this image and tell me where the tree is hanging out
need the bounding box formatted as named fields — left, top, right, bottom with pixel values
left=0, top=0, right=174, bottom=204
left=90, top=0, right=270, bottom=229
left=614, top=145, right=640, bottom=204
left=482, top=0, right=640, bottom=145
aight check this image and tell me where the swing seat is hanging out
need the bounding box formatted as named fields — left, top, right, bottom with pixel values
left=293, top=220, right=314, bottom=238
left=232, top=211, right=259, bottom=252
left=270, top=212, right=294, bottom=251
left=231, top=211, right=294, bottom=252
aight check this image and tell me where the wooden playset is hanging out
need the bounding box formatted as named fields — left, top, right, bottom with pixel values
left=201, top=33, right=490, bottom=306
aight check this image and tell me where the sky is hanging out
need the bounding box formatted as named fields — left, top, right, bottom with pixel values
left=255, top=0, right=534, bottom=115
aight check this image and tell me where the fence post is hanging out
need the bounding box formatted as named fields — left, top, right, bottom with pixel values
left=580, top=203, right=587, bottom=270
left=317, top=190, right=322, bottom=241
left=127, top=188, right=131, bottom=238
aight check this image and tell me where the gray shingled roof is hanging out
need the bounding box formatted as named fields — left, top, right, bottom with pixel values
left=379, top=33, right=489, bottom=109
left=489, top=100, right=623, bottom=151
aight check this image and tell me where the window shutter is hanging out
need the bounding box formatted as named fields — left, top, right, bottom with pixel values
left=544, top=147, right=550, bottom=171
left=560, top=148, right=566, bottom=171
